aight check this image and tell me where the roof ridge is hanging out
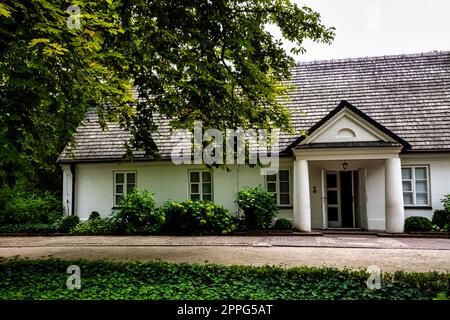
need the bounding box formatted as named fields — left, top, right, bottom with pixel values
left=296, top=50, right=450, bottom=66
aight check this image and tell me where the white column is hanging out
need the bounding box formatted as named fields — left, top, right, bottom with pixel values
left=293, top=159, right=311, bottom=232
left=385, top=157, right=405, bottom=233
left=61, top=164, right=72, bottom=216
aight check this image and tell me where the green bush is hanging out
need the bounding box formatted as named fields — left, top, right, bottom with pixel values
left=53, top=215, right=80, bottom=233
left=272, top=218, right=294, bottom=230
left=114, top=189, right=165, bottom=234
left=442, top=194, right=450, bottom=212
left=432, top=210, right=450, bottom=230
left=235, top=186, right=278, bottom=231
left=89, top=211, right=101, bottom=221
left=161, top=200, right=235, bottom=235
left=0, top=259, right=448, bottom=300
left=405, top=216, right=433, bottom=232
left=0, top=223, right=56, bottom=234
left=71, top=217, right=118, bottom=235
left=0, top=188, right=62, bottom=224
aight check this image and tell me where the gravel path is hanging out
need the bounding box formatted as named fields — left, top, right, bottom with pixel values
left=1, top=235, right=449, bottom=272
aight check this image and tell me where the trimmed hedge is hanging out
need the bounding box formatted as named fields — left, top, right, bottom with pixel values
left=161, top=200, right=235, bottom=235
left=405, top=216, right=433, bottom=232
left=0, top=259, right=448, bottom=300
left=0, top=223, right=56, bottom=234
left=70, top=218, right=118, bottom=235
left=272, top=218, right=294, bottom=230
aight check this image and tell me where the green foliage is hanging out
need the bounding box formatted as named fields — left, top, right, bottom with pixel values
left=114, top=189, right=164, bottom=234
left=0, top=0, right=334, bottom=194
left=116, top=1, right=335, bottom=160
left=70, top=218, right=118, bottom=235
left=432, top=210, right=450, bottom=231
left=89, top=211, right=101, bottom=221
left=441, top=194, right=450, bottom=213
left=53, top=215, right=80, bottom=233
left=0, top=259, right=447, bottom=300
left=161, top=200, right=235, bottom=235
left=0, top=223, right=56, bottom=234
left=272, top=218, right=294, bottom=231
left=0, top=0, right=134, bottom=189
left=236, top=186, right=279, bottom=230
left=0, top=187, right=62, bottom=224
left=405, top=216, right=433, bottom=232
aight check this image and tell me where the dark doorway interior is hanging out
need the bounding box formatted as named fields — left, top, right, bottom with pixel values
left=340, top=171, right=354, bottom=227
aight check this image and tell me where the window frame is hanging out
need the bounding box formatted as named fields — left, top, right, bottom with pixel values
left=265, top=169, right=292, bottom=207
left=401, top=165, right=431, bottom=207
left=113, top=171, right=137, bottom=207
left=188, top=170, right=213, bottom=202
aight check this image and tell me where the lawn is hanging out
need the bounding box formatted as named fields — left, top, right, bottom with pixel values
left=0, top=258, right=448, bottom=300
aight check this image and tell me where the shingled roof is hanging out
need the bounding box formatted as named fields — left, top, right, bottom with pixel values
left=58, top=51, right=450, bottom=163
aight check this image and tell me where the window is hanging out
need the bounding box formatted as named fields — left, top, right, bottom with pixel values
left=189, top=171, right=213, bottom=201
left=114, top=171, right=136, bottom=206
left=401, top=166, right=430, bottom=206
left=266, top=169, right=291, bottom=206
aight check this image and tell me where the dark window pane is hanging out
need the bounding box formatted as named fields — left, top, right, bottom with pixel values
left=403, top=192, right=413, bottom=205
left=115, top=184, right=123, bottom=194
left=266, top=174, right=276, bottom=182
left=267, top=182, right=276, bottom=193
left=190, top=183, right=199, bottom=194
left=126, top=183, right=135, bottom=194
left=202, top=172, right=211, bottom=182
left=190, top=172, right=199, bottom=182
left=280, top=181, right=289, bottom=193
left=190, top=194, right=200, bottom=201
left=280, top=194, right=290, bottom=205
left=327, top=174, right=337, bottom=188
left=279, top=170, right=289, bottom=181
left=328, top=207, right=338, bottom=221
left=415, top=167, right=427, bottom=180
left=116, top=173, right=124, bottom=184
left=202, top=183, right=211, bottom=194
left=416, top=193, right=428, bottom=205
left=126, top=173, right=135, bottom=183
left=203, top=194, right=212, bottom=202
left=415, top=180, right=427, bottom=193
left=327, top=191, right=338, bottom=205
left=401, top=168, right=412, bottom=179
left=115, top=195, right=123, bottom=206
left=402, top=181, right=412, bottom=192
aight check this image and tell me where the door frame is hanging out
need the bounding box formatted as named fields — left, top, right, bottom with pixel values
left=322, top=170, right=360, bottom=228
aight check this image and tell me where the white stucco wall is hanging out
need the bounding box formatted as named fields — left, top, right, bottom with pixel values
left=62, top=153, right=450, bottom=227
left=68, top=161, right=293, bottom=221
left=400, top=154, right=450, bottom=219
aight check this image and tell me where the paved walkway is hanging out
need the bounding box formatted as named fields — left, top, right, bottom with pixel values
left=0, top=235, right=449, bottom=272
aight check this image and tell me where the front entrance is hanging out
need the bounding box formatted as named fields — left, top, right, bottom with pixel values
left=323, top=170, right=363, bottom=228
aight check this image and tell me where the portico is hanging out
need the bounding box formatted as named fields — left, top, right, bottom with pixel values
left=291, top=100, right=410, bottom=233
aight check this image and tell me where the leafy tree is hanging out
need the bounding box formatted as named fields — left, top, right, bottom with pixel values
left=0, top=0, right=334, bottom=191
left=0, top=0, right=133, bottom=189
left=114, top=0, right=335, bottom=158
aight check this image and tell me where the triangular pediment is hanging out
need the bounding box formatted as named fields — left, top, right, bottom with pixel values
left=298, top=100, right=410, bottom=148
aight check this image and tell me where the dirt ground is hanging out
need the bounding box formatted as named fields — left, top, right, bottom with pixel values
left=1, top=235, right=449, bottom=272
left=1, top=246, right=449, bottom=272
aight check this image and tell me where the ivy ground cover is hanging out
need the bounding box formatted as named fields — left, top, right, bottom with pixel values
left=0, top=259, right=448, bottom=300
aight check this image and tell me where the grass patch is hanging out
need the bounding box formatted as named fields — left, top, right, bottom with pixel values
left=0, top=258, right=448, bottom=300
